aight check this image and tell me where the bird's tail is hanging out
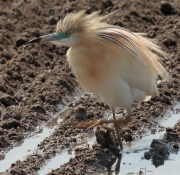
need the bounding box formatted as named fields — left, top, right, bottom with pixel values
left=134, top=33, right=169, bottom=81
left=92, top=10, right=169, bottom=82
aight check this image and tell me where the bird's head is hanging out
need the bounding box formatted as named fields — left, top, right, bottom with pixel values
left=26, top=10, right=108, bottom=47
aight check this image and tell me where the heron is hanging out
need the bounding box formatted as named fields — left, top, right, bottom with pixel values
left=26, top=10, right=168, bottom=150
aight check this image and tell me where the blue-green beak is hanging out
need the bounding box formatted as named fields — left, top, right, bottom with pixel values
left=26, top=32, right=60, bottom=44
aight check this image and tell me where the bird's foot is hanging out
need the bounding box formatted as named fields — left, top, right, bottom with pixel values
left=72, top=119, right=105, bottom=130
left=72, top=115, right=132, bottom=130
left=72, top=115, right=132, bottom=151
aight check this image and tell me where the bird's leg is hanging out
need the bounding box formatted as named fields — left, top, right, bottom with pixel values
left=112, top=108, right=123, bottom=150
left=72, top=112, right=132, bottom=129
left=72, top=109, right=133, bottom=150
left=72, top=109, right=132, bottom=150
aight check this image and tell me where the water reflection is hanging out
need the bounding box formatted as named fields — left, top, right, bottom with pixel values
left=101, top=103, right=180, bottom=175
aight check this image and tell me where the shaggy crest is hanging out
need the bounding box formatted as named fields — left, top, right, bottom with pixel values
left=56, top=10, right=112, bottom=33
left=56, top=10, right=168, bottom=81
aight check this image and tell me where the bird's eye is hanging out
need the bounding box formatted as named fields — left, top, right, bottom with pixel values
left=65, top=31, right=70, bottom=36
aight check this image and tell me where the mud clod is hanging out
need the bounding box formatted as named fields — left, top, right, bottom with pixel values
left=144, top=139, right=171, bottom=167
left=74, top=105, right=87, bottom=121
left=95, top=127, right=119, bottom=154
left=16, top=38, right=26, bottom=47
left=0, top=94, right=16, bottom=106
left=144, top=120, right=180, bottom=168
left=160, top=2, right=174, bottom=15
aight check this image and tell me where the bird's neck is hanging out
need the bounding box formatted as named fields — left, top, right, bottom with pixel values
left=66, top=43, right=106, bottom=91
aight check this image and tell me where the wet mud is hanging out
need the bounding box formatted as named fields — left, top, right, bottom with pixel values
left=144, top=110, right=180, bottom=167
left=0, top=0, right=180, bottom=174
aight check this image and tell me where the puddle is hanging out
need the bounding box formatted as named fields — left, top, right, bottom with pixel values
left=102, top=103, right=180, bottom=175
left=86, top=104, right=180, bottom=152
left=38, top=151, right=75, bottom=175
left=123, top=106, right=180, bottom=153
left=36, top=129, right=95, bottom=175
left=0, top=92, right=179, bottom=175
left=0, top=89, right=84, bottom=172
left=0, top=127, right=53, bottom=172
left=87, top=131, right=96, bottom=148
left=118, top=152, right=180, bottom=175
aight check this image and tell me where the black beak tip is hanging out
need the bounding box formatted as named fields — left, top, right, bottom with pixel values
left=25, top=37, right=42, bottom=45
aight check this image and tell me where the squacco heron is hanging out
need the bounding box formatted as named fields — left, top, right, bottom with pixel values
left=26, top=10, right=168, bottom=150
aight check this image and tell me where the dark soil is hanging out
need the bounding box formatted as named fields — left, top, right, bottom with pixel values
left=144, top=120, right=180, bottom=168
left=0, top=0, right=180, bottom=174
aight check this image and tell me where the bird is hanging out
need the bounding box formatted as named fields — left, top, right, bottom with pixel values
left=26, top=10, right=168, bottom=150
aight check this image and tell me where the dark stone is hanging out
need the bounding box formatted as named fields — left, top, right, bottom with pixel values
left=144, top=151, right=151, bottom=160
left=147, top=139, right=172, bottom=167
left=0, top=94, right=16, bottom=106
left=16, top=38, right=26, bottom=47
left=163, top=38, right=177, bottom=47
left=160, top=2, right=173, bottom=15
left=74, top=105, right=87, bottom=121
left=95, top=127, right=119, bottom=154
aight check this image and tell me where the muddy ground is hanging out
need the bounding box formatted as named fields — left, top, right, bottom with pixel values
left=0, top=0, right=180, bottom=174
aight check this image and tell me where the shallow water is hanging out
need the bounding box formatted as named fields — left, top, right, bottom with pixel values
left=103, top=103, right=180, bottom=175
left=36, top=103, right=180, bottom=175
left=0, top=101, right=179, bottom=174
left=38, top=151, right=75, bottom=175
left=118, top=152, right=180, bottom=175
left=0, top=125, right=53, bottom=172
left=0, top=89, right=83, bottom=172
